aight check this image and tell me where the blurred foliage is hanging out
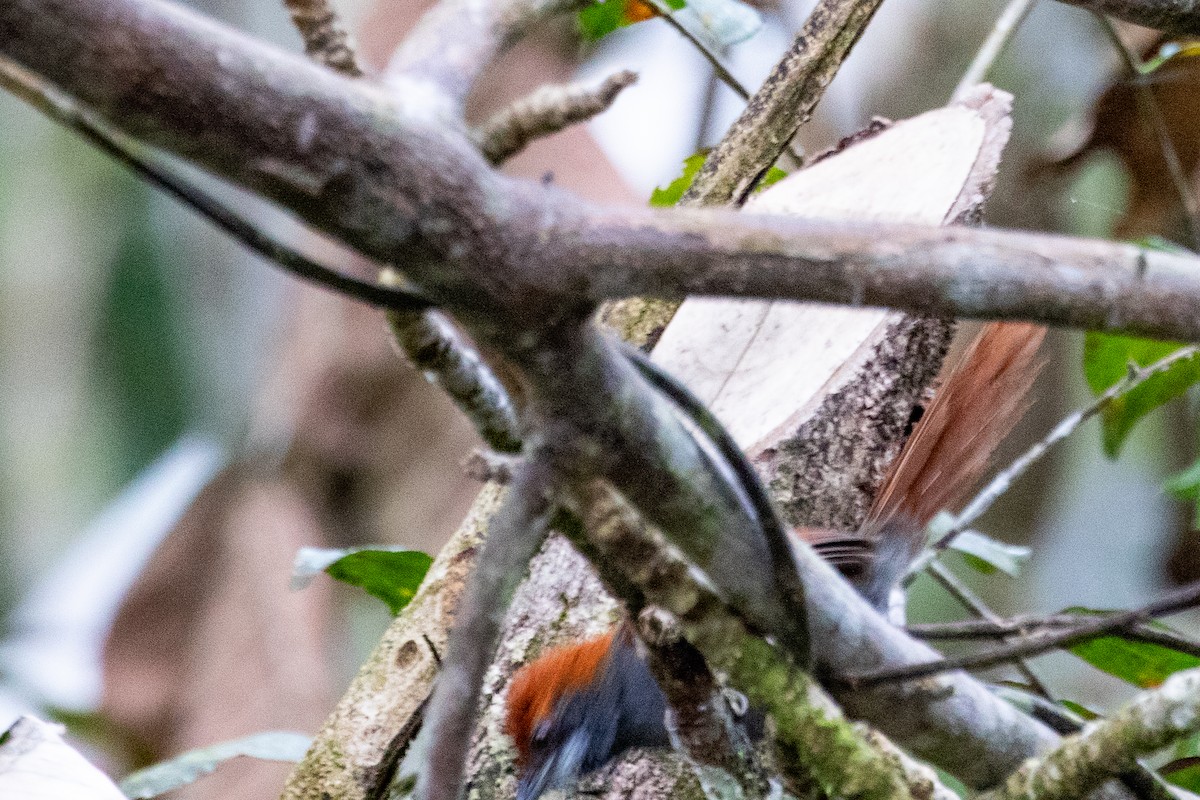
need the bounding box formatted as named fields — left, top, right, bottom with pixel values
left=119, top=731, right=311, bottom=799
left=1165, top=459, right=1200, bottom=528
left=93, top=185, right=192, bottom=487
left=1059, top=699, right=1100, bottom=720
left=946, top=530, right=1032, bottom=578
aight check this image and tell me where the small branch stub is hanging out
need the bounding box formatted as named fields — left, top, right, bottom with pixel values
left=283, top=0, right=364, bottom=75
left=474, top=70, right=639, bottom=165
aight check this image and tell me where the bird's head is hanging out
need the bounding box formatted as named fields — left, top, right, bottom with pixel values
left=504, top=628, right=668, bottom=800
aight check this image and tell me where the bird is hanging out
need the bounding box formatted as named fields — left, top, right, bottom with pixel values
left=504, top=624, right=670, bottom=800
left=503, top=321, right=1045, bottom=800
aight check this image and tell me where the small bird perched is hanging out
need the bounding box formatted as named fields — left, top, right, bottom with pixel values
left=505, top=625, right=669, bottom=800
left=504, top=321, right=1045, bottom=800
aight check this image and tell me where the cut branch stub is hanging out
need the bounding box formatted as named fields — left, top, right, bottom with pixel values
left=651, top=85, right=1013, bottom=530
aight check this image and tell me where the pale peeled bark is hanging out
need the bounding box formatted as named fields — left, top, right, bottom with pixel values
left=652, top=85, right=1012, bottom=529
left=0, top=716, right=126, bottom=800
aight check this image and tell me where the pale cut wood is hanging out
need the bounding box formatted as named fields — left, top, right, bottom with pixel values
left=0, top=715, right=126, bottom=800
left=651, top=86, right=1013, bottom=529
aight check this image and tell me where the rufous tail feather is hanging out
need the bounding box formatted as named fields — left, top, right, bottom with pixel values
left=867, top=321, right=1046, bottom=530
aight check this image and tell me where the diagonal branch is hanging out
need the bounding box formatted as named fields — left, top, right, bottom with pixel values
left=681, top=0, right=888, bottom=206
left=981, top=666, right=1200, bottom=800
left=574, top=480, right=951, bottom=800
left=1054, top=0, right=1200, bottom=36
left=910, top=613, right=1200, bottom=658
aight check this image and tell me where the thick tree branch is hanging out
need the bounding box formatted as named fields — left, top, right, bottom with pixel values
left=564, top=210, right=1200, bottom=342
left=5, top=0, right=1200, bottom=344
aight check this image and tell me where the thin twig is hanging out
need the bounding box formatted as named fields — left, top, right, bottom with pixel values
left=387, top=304, right=524, bottom=453
left=416, top=461, right=555, bottom=800
left=911, top=613, right=1200, bottom=658
left=643, top=0, right=750, bottom=101
left=641, top=0, right=804, bottom=169
left=904, top=344, right=1200, bottom=582
left=843, top=579, right=1200, bottom=689
left=462, top=449, right=524, bottom=483
left=282, top=0, right=364, bottom=75
left=474, top=70, right=638, bottom=165
left=0, top=56, right=434, bottom=314
left=953, top=0, right=1039, bottom=100
left=1097, top=16, right=1200, bottom=252
left=1122, top=624, right=1200, bottom=658
left=926, top=561, right=1053, bottom=698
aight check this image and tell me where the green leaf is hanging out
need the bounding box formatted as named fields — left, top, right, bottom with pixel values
left=1062, top=608, right=1200, bottom=688
left=1164, top=762, right=1200, bottom=794
left=947, top=530, right=1031, bottom=577
left=1059, top=699, right=1101, bottom=721
left=1131, top=235, right=1194, bottom=254
left=1082, top=333, right=1200, bottom=457
left=578, top=0, right=682, bottom=41
left=650, top=152, right=709, bottom=207
left=119, top=732, right=311, bottom=798
left=932, top=768, right=968, bottom=799
left=1140, top=42, right=1200, bottom=75
left=292, top=546, right=433, bottom=615
left=578, top=0, right=628, bottom=41
left=650, top=153, right=787, bottom=207
left=756, top=166, right=789, bottom=191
